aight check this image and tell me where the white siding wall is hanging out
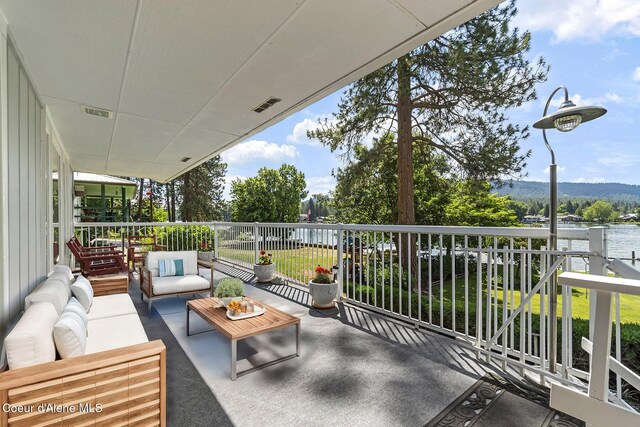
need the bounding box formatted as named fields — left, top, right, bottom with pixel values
left=0, top=33, right=66, bottom=332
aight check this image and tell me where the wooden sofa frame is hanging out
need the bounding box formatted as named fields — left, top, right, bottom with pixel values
left=139, top=261, right=215, bottom=310
left=0, top=340, right=166, bottom=426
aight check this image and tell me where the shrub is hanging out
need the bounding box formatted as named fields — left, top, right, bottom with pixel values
left=214, top=278, right=244, bottom=298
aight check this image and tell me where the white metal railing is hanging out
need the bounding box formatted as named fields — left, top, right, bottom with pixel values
left=73, top=221, right=627, bottom=392
left=552, top=273, right=640, bottom=425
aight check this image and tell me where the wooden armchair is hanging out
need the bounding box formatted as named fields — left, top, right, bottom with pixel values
left=127, top=234, right=162, bottom=277
left=70, top=236, right=122, bottom=254
left=67, top=239, right=127, bottom=276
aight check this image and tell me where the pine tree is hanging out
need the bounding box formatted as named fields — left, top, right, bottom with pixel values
left=175, top=156, right=227, bottom=222
left=308, top=0, right=547, bottom=228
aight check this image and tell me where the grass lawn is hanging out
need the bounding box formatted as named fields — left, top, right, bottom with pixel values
left=436, top=275, right=640, bottom=324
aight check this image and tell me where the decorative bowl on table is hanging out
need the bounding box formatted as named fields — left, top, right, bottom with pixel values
left=219, top=296, right=243, bottom=307
left=226, top=299, right=266, bottom=320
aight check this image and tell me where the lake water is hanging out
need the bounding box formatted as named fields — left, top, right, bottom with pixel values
left=557, top=223, right=640, bottom=271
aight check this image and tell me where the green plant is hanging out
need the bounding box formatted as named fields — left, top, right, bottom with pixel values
left=257, top=250, right=272, bottom=265
left=214, top=278, right=244, bottom=298
left=312, top=265, right=333, bottom=284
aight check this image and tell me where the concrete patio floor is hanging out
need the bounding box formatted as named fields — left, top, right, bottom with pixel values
left=138, top=266, right=576, bottom=426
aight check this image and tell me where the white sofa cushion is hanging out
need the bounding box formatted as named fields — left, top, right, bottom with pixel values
left=71, top=276, right=94, bottom=312
left=51, top=264, right=74, bottom=281
left=88, top=294, right=137, bottom=321
left=146, top=251, right=198, bottom=277
left=5, top=302, right=58, bottom=369
left=24, top=277, right=70, bottom=315
left=85, top=314, right=148, bottom=355
left=53, top=309, right=87, bottom=359
left=152, top=275, right=211, bottom=295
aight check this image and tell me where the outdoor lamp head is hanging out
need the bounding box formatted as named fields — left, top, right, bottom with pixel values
left=533, top=98, right=607, bottom=132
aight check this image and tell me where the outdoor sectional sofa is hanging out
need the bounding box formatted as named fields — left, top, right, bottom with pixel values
left=139, top=250, right=214, bottom=310
left=0, top=265, right=166, bottom=426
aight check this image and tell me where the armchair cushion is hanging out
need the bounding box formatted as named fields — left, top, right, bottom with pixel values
left=146, top=251, right=198, bottom=277
left=152, top=275, right=211, bottom=295
left=5, top=302, right=58, bottom=369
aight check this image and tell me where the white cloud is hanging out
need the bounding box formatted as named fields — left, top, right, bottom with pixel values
left=221, top=140, right=298, bottom=166
left=287, top=116, right=392, bottom=149
left=633, top=66, right=640, bottom=81
left=222, top=175, right=245, bottom=199
left=572, top=176, right=606, bottom=183
left=306, top=176, right=336, bottom=195
left=515, top=0, right=640, bottom=43
left=548, top=92, right=623, bottom=108
left=598, top=153, right=637, bottom=168
left=543, top=165, right=566, bottom=174
left=286, top=118, right=323, bottom=146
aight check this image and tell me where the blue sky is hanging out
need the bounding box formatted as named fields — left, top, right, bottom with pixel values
left=221, top=0, right=640, bottom=199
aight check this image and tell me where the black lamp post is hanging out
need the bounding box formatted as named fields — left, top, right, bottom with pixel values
left=533, top=86, right=606, bottom=374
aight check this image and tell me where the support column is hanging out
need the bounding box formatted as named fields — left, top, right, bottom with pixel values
left=588, top=227, right=607, bottom=339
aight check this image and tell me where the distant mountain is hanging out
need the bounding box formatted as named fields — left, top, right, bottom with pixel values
left=493, top=181, right=640, bottom=201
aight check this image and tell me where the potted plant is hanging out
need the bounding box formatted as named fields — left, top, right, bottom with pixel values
left=308, top=265, right=338, bottom=309
left=253, top=250, right=276, bottom=283
left=214, top=277, right=245, bottom=305
left=198, top=241, right=214, bottom=262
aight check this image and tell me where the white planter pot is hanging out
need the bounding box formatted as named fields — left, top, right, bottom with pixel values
left=253, top=263, right=276, bottom=283
left=308, top=280, right=338, bottom=309
left=198, top=252, right=214, bottom=262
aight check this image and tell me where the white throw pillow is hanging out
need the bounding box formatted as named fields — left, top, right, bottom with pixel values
left=5, top=302, right=58, bottom=369
left=65, top=297, right=88, bottom=331
left=53, top=310, right=87, bottom=358
left=71, top=276, right=94, bottom=312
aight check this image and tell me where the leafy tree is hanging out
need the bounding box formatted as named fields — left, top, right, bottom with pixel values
left=445, top=182, right=519, bottom=227
left=507, top=200, right=528, bottom=221
left=175, top=156, right=227, bottom=221
left=308, top=0, right=547, bottom=229
left=583, top=200, right=617, bottom=223
left=230, top=164, right=307, bottom=223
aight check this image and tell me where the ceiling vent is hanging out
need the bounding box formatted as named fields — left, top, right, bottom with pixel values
left=180, top=157, right=191, bottom=162
left=82, top=105, right=113, bottom=119
left=253, top=97, right=281, bottom=113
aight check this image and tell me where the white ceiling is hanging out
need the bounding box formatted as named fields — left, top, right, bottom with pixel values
left=0, top=0, right=500, bottom=182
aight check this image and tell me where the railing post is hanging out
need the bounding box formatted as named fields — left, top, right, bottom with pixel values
left=213, top=222, right=218, bottom=260
left=588, top=227, right=607, bottom=339
left=337, top=223, right=344, bottom=301
left=253, top=223, right=259, bottom=265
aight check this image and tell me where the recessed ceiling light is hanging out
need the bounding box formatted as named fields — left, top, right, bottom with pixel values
left=82, top=105, right=113, bottom=119
left=180, top=157, right=191, bottom=162
left=253, top=97, right=281, bottom=113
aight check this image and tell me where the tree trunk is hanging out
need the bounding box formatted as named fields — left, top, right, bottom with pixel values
left=396, top=55, right=418, bottom=280
left=137, top=178, right=145, bottom=222
left=170, top=182, right=176, bottom=222
left=183, top=172, right=192, bottom=222
left=396, top=55, right=415, bottom=227
left=165, top=183, right=171, bottom=220
left=149, top=182, right=154, bottom=222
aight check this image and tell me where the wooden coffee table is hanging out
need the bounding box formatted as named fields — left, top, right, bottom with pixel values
left=186, top=297, right=300, bottom=380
